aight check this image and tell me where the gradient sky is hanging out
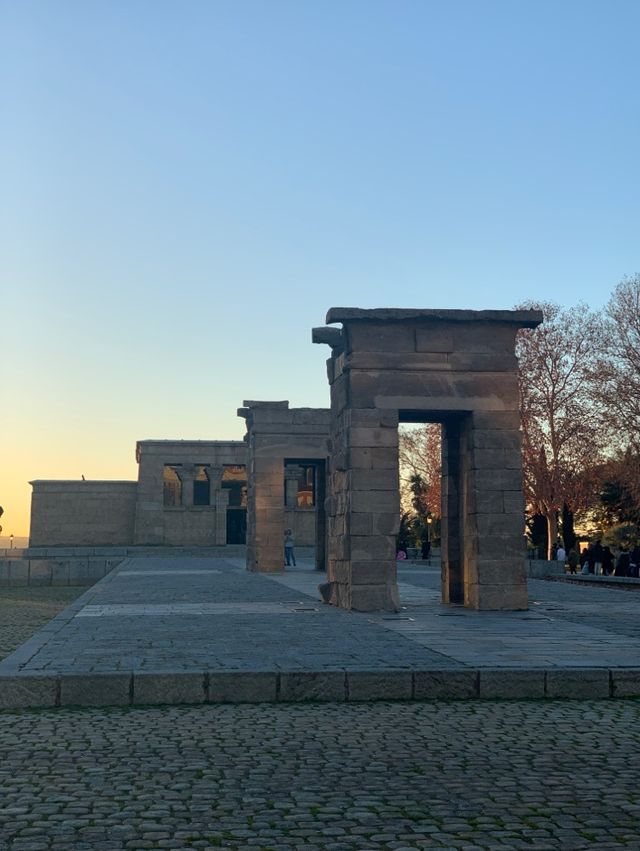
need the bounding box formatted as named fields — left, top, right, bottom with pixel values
left=2, top=0, right=639, bottom=536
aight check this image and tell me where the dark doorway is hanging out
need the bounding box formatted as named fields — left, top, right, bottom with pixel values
left=226, top=509, right=247, bottom=545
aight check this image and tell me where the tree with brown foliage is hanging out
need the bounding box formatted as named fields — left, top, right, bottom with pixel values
left=591, top=274, right=640, bottom=518
left=398, top=424, right=441, bottom=518
left=515, top=301, right=603, bottom=558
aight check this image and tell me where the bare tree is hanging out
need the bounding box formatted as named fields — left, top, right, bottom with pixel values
left=516, top=301, right=603, bottom=557
left=398, top=424, right=441, bottom=518
left=592, top=274, right=640, bottom=513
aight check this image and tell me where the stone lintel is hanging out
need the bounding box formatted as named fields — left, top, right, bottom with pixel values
left=326, top=307, right=543, bottom=328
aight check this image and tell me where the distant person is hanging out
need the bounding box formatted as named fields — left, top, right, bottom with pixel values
left=602, top=546, right=614, bottom=576
left=284, top=529, right=296, bottom=567
left=421, top=536, right=431, bottom=561
left=556, top=544, right=566, bottom=564
left=567, top=549, right=579, bottom=574
left=615, top=548, right=630, bottom=577
left=593, top=540, right=604, bottom=576
left=580, top=547, right=590, bottom=575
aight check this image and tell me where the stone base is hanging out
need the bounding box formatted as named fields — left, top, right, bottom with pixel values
left=318, top=580, right=400, bottom=612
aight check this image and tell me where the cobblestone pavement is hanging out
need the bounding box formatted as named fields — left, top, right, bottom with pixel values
left=1, top=700, right=640, bottom=850
left=0, top=588, right=86, bottom=661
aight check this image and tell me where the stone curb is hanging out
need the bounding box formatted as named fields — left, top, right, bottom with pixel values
left=1, top=667, right=639, bottom=709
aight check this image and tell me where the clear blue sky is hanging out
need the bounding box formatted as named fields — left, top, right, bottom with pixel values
left=2, top=0, right=639, bottom=534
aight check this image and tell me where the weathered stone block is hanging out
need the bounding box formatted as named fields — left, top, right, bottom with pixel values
left=473, top=411, right=523, bottom=429
left=479, top=669, right=545, bottom=699
left=466, top=583, right=528, bottom=611
left=349, top=469, right=399, bottom=491
left=348, top=447, right=398, bottom=470
left=350, top=583, right=400, bottom=612
left=467, top=490, right=504, bottom=514
left=347, top=671, right=412, bottom=701
left=503, top=491, right=525, bottom=513
left=448, top=352, right=518, bottom=372
left=350, top=490, right=399, bottom=514
left=8, top=561, right=29, bottom=586
left=60, top=674, right=131, bottom=707
left=208, top=672, right=278, bottom=702
left=452, top=323, right=518, bottom=352
left=479, top=469, right=523, bottom=491
left=0, top=675, right=58, bottom=709
left=474, top=513, right=525, bottom=538
left=546, top=669, right=610, bottom=699
left=345, top=408, right=399, bottom=428
left=471, top=447, right=522, bottom=470
left=415, top=326, right=454, bottom=353
left=347, top=427, right=399, bottom=448
left=350, top=536, right=396, bottom=561
left=349, top=513, right=372, bottom=535
left=467, top=535, right=527, bottom=560
left=346, top=352, right=451, bottom=371
left=29, top=560, right=54, bottom=586
left=351, top=560, right=396, bottom=584
left=279, top=672, right=346, bottom=701
left=133, top=673, right=206, bottom=705
left=347, top=322, right=417, bottom=353
left=611, top=669, right=640, bottom=697
left=474, top=558, right=527, bottom=586
left=414, top=670, right=478, bottom=700
left=370, top=512, right=401, bottom=535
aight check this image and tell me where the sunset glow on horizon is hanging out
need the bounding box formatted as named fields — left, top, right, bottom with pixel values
left=2, top=0, right=639, bottom=539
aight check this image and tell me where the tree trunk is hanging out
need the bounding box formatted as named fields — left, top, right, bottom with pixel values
left=545, top=510, right=558, bottom=560
left=561, top=502, right=576, bottom=553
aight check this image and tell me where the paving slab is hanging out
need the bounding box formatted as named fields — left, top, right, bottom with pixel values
left=0, top=556, right=639, bottom=707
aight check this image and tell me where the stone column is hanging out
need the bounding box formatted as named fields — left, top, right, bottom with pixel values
left=179, top=464, right=196, bottom=508
left=463, top=411, right=528, bottom=610
left=215, top=487, right=229, bottom=545
left=441, top=417, right=465, bottom=605
left=250, top=455, right=285, bottom=572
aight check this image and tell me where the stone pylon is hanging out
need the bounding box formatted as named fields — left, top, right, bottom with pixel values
left=313, top=307, right=542, bottom=612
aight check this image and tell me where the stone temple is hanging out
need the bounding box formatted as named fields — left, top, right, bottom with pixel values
left=27, top=306, right=541, bottom=612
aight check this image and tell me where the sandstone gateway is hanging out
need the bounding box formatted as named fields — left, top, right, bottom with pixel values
left=26, top=306, right=541, bottom=613
left=312, top=307, right=542, bottom=612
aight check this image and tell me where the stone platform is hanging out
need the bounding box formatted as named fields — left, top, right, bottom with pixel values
left=1, top=556, right=639, bottom=708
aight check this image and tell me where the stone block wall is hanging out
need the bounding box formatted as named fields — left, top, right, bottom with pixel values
left=239, top=402, right=330, bottom=573
left=29, top=481, right=137, bottom=547
left=314, top=307, right=541, bottom=612
left=134, top=440, right=246, bottom=546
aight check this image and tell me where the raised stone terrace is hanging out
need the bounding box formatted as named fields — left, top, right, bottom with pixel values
left=1, top=556, right=639, bottom=708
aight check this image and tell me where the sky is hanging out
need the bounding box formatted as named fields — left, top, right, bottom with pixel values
left=1, top=0, right=639, bottom=536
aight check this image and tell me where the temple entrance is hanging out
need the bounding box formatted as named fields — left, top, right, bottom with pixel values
left=398, top=413, right=468, bottom=605
left=313, top=306, right=542, bottom=612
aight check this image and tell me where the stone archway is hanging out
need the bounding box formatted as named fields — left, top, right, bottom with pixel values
left=313, top=307, right=542, bottom=613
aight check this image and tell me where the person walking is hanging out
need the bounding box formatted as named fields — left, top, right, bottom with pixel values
left=567, top=548, right=579, bottom=574
left=284, top=529, right=296, bottom=567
